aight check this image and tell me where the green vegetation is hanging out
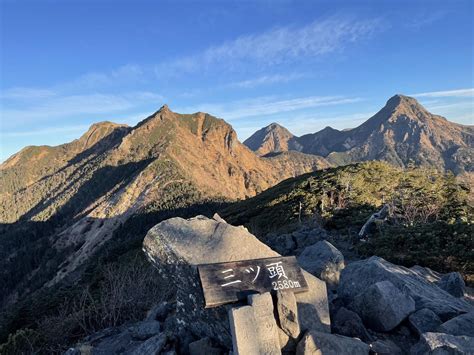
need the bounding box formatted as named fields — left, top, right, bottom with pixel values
left=221, top=161, right=473, bottom=281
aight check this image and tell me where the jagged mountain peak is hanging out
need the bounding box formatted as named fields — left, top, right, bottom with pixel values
left=246, top=94, right=473, bottom=172
left=243, top=122, right=297, bottom=156
left=380, top=94, right=433, bottom=122
left=159, top=103, right=170, bottom=111
left=266, top=122, right=287, bottom=130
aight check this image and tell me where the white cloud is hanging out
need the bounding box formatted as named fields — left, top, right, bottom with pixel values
left=226, top=73, right=305, bottom=89
left=155, top=15, right=383, bottom=75
left=1, top=87, right=57, bottom=100
left=60, top=64, right=146, bottom=91
left=412, top=88, right=474, bottom=98
left=1, top=91, right=164, bottom=127
left=2, top=124, right=90, bottom=137
left=178, top=95, right=362, bottom=120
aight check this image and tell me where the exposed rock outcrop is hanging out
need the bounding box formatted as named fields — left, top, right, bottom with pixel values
left=437, top=311, right=474, bottom=337
left=408, top=308, right=443, bottom=336
left=142, top=214, right=330, bottom=348
left=437, top=272, right=466, bottom=298
left=338, top=256, right=472, bottom=321
left=350, top=280, right=415, bottom=332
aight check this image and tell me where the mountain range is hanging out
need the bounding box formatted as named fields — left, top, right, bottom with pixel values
left=244, top=94, right=474, bottom=174
left=0, top=104, right=329, bottom=312
left=0, top=93, right=473, bottom=351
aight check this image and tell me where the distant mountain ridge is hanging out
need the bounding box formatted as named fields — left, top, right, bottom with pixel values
left=244, top=94, right=474, bottom=174
left=0, top=105, right=328, bottom=312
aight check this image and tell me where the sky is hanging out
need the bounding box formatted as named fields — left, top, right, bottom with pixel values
left=1, top=0, right=473, bottom=162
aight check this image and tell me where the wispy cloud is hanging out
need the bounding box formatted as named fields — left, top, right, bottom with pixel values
left=1, top=87, right=57, bottom=100
left=60, top=64, right=146, bottom=91
left=1, top=91, right=164, bottom=128
left=179, top=95, right=362, bottom=120
left=155, top=15, right=384, bottom=76
left=226, top=73, right=305, bottom=89
left=412, top=88, right=474, bottom=98
left=404, top=11, right=446, bottom=30
left=2, top=124, right=91, bottom=138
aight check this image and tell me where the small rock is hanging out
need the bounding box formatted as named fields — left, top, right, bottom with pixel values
left=189, top=337, right=222, bottom=355
left=408, top=308, right=442, bottom=336
left=276, top=290, right=300, bottom=339
left=128, top=321, right=161, bottom=340
left=410, top=332, right=474, bottom=354
left=296, top=330, right=370, bottom=355
left=369, top=340, right=402, bottom=355
left=298, top=241, right=345, bottom=288
left=437, top=272, right=466, bottom=298
left=332, top=307, right=373, bottom=342
left=437, top=310, right=474, bottom=337
left=351, top=281, right=415, bottom=332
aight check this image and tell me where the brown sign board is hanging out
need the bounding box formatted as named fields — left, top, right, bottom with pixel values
left=198, top=256, right=308, bottom=308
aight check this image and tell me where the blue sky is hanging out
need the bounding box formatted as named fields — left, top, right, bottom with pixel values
left=1, top=0, right=473, bottom=162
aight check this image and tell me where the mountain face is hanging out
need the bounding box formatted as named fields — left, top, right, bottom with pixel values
left=245, top=95, right=474, bottom=173
left=243, top=122, right=301, bottom=156
left=0, top=105, right=328, bottom=310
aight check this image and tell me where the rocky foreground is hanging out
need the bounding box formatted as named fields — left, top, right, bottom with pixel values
left=67, top=215, right=474, bottom=354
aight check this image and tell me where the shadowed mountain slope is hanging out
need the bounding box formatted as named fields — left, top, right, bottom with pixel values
left=0, top=105, right=328, bottom=312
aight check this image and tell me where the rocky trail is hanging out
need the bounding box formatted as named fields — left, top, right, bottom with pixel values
left=65, top=215, right=474, bottom=355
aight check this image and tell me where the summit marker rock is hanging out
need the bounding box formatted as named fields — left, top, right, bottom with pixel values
left=142, top=214, right=330, bottom=348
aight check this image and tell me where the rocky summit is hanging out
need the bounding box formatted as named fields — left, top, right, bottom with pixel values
left=63, top=215, right=473, bottom=354
left=244, top=95, right=474, bottom=174
left=0, top=97, right=472, bottom=354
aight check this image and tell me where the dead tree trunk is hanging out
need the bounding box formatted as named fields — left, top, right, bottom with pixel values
left=358, top=204, right=389, bottom=240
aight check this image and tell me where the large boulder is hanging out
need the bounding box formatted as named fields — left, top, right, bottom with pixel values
left=297, top=241, right=345, bottom=288
left=437, top=272, right=466, bottom=298
left=409, top=265, right=442, bottom=283
left=408, top=308, right=443, bottom=336
left=411, top=332, right=474, bottom=354
left=296, top=330, right=369, bottom=355
left=350, top=281, right=415, bottom=332
left=142, top=214, right=330, bottom=348
left=437, top=310, right=474, bottom=337
left=338, top=257, right=472, bottom=321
